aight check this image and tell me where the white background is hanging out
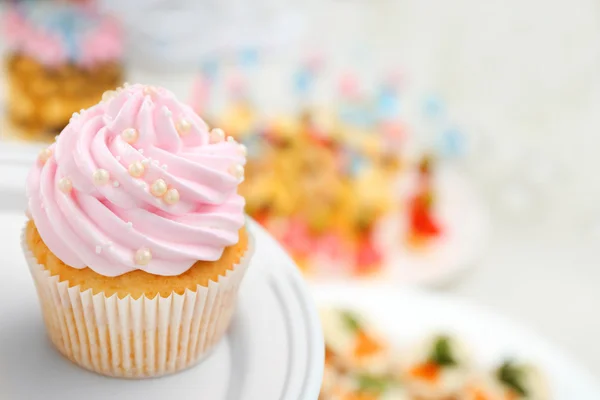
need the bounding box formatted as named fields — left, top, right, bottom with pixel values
left=3, top=0, right=600, bottom=379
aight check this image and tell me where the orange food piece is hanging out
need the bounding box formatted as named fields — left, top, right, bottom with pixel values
left=353, top=331, right=383, bottom=358
left=343, top=393, right=377, bottom=400
left=409, top=362, right=441, bottom=382
left=506, top=390, right=520, bottom=400
left=325, top=347, right=335, bottom=364
left=471, top=389, right=490, bottom=400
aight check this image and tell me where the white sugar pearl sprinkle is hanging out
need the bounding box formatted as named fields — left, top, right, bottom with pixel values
left=112, top=181, right=120, bottom=188
left=139, top=149, right=144, bottom=154
left=38, top=148, right=52, bottom=163
left=102, top=90, right=117, bottom=102
left=128, top=161, right=145, bottom=178
left=210, top=128, right=225, bottom=143
left=92, top=169, right=110, bottom=185
left=58, top=177, right=72, bottom=193
left=150, top=179, right=168, bottom=197
left=95, top=245, right=102, bottom=254
left=126, top=222, right=133, bottom=229
left=141, top=159, right=150, bottom=166
left=228, top=164, right=245, bottom=180
left=135, top=247, right=152, bottom=266
left=162, top=107, right=172, bottom=117
left=227, top=136, right=236, bottom=143
left=163, top=188, right=180, bottom=205
left=238, top=144, right=248, bottom=156
left=176, top=119, right=192, bottom=136
left=121, top=128, right=139, bottom=144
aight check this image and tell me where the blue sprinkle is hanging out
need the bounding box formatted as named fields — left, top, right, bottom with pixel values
left=293, top=69, right=312, bottom=95
left=339, top=104, right=373, bottom=129
left=377, top=91, right=400, bottom=120
left=239, top=48, right=259, bottom=68
left=43, top=7, right=89, bottom=63
left=62, top=18, right=78, bottom=62
left=201, top=59, right=219, bottom=81
left=240, top=134, right=262, bottom=158
left=347, top=152, right=366, bottom=177
left=423, top=95, right=444, bottom=118
left=439, top=127, right=466, bottom=157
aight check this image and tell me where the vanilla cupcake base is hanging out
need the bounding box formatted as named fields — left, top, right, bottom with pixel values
left=21, top=226, right=253, bottom=379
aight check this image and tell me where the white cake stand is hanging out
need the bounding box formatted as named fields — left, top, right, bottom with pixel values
left=0, top=161, right=324, bottom=400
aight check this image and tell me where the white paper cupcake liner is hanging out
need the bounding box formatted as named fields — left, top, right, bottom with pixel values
left=21, top=224, right=254, bottom=379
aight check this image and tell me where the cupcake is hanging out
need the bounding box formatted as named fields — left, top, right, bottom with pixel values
left=22, top=84, right=251, bottom=378
left=4, top=1, right=123, bottom=136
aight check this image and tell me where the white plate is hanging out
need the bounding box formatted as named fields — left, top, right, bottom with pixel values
left=312, top=283, right=600, bottom=399
left=0, top=180, right=323, bottom=400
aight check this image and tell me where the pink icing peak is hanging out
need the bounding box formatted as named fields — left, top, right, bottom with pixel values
left=80, top=18, right=123, bottom=67
left=27, top=84, right=247, bottom=277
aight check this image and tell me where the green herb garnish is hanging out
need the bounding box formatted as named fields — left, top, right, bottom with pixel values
left=341, top=311, right=362, bottom=333
left=429, top=335, right=457, bottom=366
left=497, top=360, right=528, bottom=396
left=356, top=374, right=390, bottom=394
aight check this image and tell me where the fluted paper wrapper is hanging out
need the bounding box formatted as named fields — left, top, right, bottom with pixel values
left=21, top=226, right=253, bottom=379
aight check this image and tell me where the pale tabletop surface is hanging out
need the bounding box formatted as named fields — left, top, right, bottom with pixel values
left=1, top=0, right=599, bottom=381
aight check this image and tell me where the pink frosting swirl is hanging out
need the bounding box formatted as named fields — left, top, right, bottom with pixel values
left=27, top=84, right=247, bottom=277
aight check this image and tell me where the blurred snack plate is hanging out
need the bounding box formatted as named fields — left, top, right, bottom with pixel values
left=218, top=99, right=488, bottom=286
left=313, top=283, right=600, bottom=400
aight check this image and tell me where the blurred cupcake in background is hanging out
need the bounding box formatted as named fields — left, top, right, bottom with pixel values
left=22, top=84, right=252, bottom=378
left=3, top=0, right=124, bottom=138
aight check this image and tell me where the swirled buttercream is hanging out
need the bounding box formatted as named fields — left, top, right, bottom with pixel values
left=26, top=84, right=246, bottom=276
